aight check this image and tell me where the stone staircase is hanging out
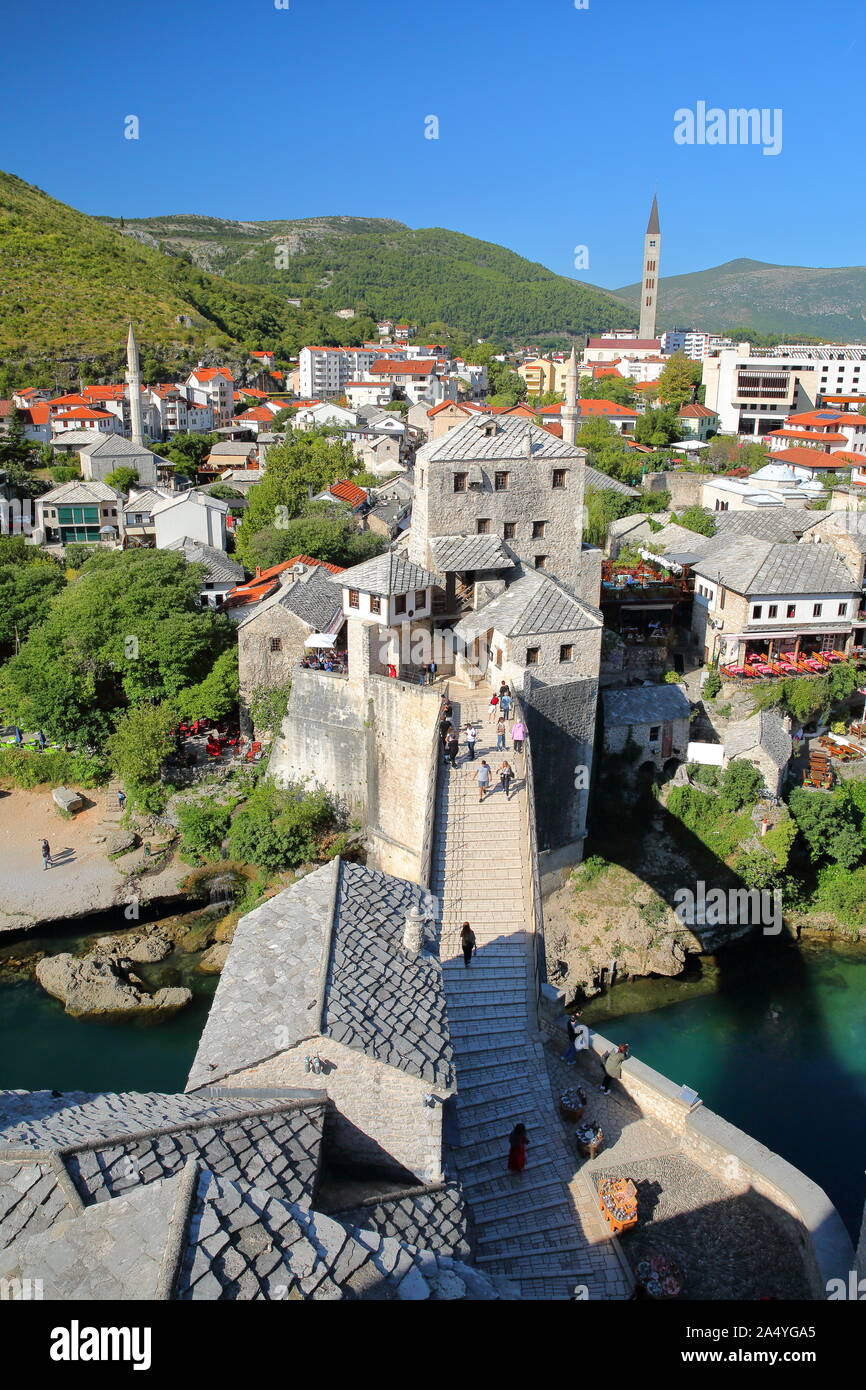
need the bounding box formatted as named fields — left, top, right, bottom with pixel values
left=435, top=690, right=626, bottom=1300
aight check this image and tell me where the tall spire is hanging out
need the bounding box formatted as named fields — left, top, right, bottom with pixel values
left=125, top=321, right=144, bottom=447
left=639, top=195, right=661, bottom=341
left=562, top=343, right=580, bottom=447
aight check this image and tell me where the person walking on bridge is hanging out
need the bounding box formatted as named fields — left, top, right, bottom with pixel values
left=460, top=922, right=476, bottom=968
left=476, top=760, right=491, bottom=802
left=40, top=839, right=52, bottom=871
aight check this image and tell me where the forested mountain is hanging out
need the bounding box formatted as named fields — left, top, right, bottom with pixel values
left=102, top=213, right=636, bottom=342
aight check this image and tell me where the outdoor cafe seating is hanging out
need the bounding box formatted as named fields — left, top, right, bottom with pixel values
left=720, top=649, right=849, bottom=681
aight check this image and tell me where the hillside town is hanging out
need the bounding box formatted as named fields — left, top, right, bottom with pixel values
left=1, top=191, right=865, bottom=1318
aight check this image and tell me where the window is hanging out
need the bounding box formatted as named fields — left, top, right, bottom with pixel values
left=768, top=604, right=778, bottom=618
left=370, top=594, right=381, bottom=614
left=532, top=520, right=546, bottom=539
left=526, top=647, right=540, bottom=665
left=503, top=521, right=516, bottom=539
left=813, top=603, right=823, bottom=617
left=649, top=726, right=660, bottom=741
left=752, top=605, right=763, bottom=620
left=477, top=518, right=491, bottom=534
left=494, top=648, right=503, bottom=666
left=269, top=637, right=282, bottom=653
left=415, top=590, right=426, bottom=608
left=559, top=644, right=574, bottom=663
left=838, top=601, right=848, bottom=616
left=348, top=589, right=360, bottom=609
left=453, top=472, right=467, bottom=492
left=719, top=587, right=726, bottom=609
left=494, top=471, right=510, bottom=491
left=534, top=555, right=548, bottom=570
left=552, top=470, right=567, bottom=489
left=787, top=603, right=796, bottom=618
left=394, top=594, right=407, bottom=614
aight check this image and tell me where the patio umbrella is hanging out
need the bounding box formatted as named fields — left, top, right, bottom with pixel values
left=304, top=634, right=338, bottom=648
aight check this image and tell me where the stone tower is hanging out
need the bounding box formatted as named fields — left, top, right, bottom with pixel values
left=125, top=322, right=144, bottom=447
left=638, top=195, right=661, bottom=341
left=562, top=343, right=580, bottom=447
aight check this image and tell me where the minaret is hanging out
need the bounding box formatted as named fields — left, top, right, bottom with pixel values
left=638, top=195, right=661, bottom=341
left=562, top=344, right=580, bottom=447
left=125, top=322, right=144, bottom=446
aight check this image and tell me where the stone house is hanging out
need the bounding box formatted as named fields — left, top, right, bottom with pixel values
left=723, top=711, right=792, bottom=797
left=0, top=1081, right=508, bottom=1301
left=187, top=858, right=455, bottom=1185
left=162, top=536, right=244, bottom=608
left=152, top=489, right=230, bottom=550
left=602, top=684, right=691, bottom=771
left=36, top=480, right=123, bottom=546
left=691, top=536, right=860, bottom=666
left=236, top=562, right=345, bottom=726
left=78, top=433, right=160, bottom=488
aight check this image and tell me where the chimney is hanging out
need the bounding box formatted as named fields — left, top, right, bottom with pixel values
left=402, top=904, right=426, bottom=957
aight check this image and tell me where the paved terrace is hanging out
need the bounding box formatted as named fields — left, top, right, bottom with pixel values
left=433, top=686, right=629, bottom=1300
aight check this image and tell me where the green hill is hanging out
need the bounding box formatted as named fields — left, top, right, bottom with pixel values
left=0, top=171, right=329, bottom=366
left=101, top=212, right=637, bottom=342
left=614, top=258, right=866, bottom=341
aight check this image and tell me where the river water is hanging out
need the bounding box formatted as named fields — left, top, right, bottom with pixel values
left=1, top=912, right=864, bottom=1238
left=582, top=933, right=866, bottom=1237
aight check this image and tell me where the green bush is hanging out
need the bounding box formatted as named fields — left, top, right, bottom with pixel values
left=718, top=759, right=764, bottom=811
left=813, top=863, right=866, bottom=933
left=703, top=668, right=722, bottom=700
left=572, top=855, right=608, bottom=890
left=226, top=782, right=334, bottom=871
left=663, top=669, right=684, bottom=684
left=0, top=746, right=110, bottom=790
left=175, top=798, right=237, bottom=864
left=690, top=764, right=720, bottom=788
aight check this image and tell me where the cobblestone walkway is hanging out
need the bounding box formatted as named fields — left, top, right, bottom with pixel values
left=434, top=688, right=629, bottom=1300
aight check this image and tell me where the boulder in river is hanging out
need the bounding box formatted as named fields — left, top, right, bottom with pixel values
left=35, top=952, right=191, bottom=1018
left=94, top=928, right=173, bottom=963
left=197, top=941, right=230, bottom=974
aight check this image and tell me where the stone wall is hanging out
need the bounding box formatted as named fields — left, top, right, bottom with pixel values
left=524, top=674, right=598, bottom=854
left=644, top=470, right=703, bottom=509
left=269, top=625, right=442, bottom=883
left=213, top=1036, right=447, bottom=1184
left=584, top=1028, right=854, bottom=1299
left=238, top=606, right=310, bottom=731
left=604, top=715, right=691, bottom=769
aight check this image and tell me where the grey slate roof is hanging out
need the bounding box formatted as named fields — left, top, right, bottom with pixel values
left=81, top=434, right=160, bottom=462
left=279, top=563, right=345, bottom=629
left=187, top=858, right=451, bottom=1092
left=0, top=1084, right=510, bottom=1302
left=692, top=538, right=858, bottom=596
left=332, top=1180, right=471, bottom=1259
left=712, top=508, right=821, bottom=545
left=186, top=858, right=340, bottom=1092
left=584, top=464, right=639, bottom=497
left=324, top=861, right=453, bottom=1089
left=209, top=441, right=258, bottom=457
left=724, top=712, right=792, bottom=769
left=163, top=537, right=245, bottom=585
left=334, top=550, right=438, bottom=596
left=38, top=480, right=121, bottom=505
left=430, top=534, right=513, bottom=573
left=454, top=568, right=602, bottom=641
left=124, top=488, right=171, bottom=514
left=603, top=684, right=691, bottom=726
left=419, top=416, right=581, bottom=463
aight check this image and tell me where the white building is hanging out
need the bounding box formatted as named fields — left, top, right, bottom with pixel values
left=367, top=358, right=453, bottom=406
left=345, top=380, right=394, bottom=409
left=298, top=347, right=378, bottom=399
left=186, top=368, right=235, bottom=428
left=661, top=330, right=735, bottom=360
left=152, top=489, right=230, bottom=550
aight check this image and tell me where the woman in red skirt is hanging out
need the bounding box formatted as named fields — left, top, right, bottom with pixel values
left=507, top=1123, right=529, bottom=1172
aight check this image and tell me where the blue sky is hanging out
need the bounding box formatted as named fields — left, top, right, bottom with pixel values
left=2, top=0, right=863, bottom=289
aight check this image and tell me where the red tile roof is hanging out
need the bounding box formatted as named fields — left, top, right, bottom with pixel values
left=226, top=555, right=344, bottom=607
left=236, top=405, right=277, bottom=422
left=48, top=393, right=90, bottom=407
left=771, top=447, right=854, bottom=468
left=586, top=337, right=661, bottom=350
left=328, top=480, right=368, bottom=507
left=426, top=401, right=483, bottom=418
left=768, top=429, right=847, bottom=444
left=53, top=406, right=114, bottom=421
left=189, top=367, right=233, bottom=383
left=369, top=359, right=436, bottom=376
left=679, top=403, right=718, bottom=418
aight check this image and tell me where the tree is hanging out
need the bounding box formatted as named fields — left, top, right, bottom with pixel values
left=0, top=407, right=33, bottom=468
left=50, top=465, right=81, bottom=485
left=236, top=502, right=387, bottom=572
left=0, top=550, right=236, bottom=747
left=176, top=646, right=239, bottom=724
left=103, top=466, right=139, bottom=493
left=269, top=407, right=297, bottom=432
left=578, top=375, right=637, bottom=407
left=207, top=484, right=244, bottom=501
left=226, top=781, right=334, bottom=870
left=718, top=758, right=764, bottom=811
left=175, top=798, right=235, bottom=864
left=788, top=787, right=864, bottom=868
left=583, top=487, right=633, bottom=546
left=486, top=360, right=527, bottom=404
left=163, top=432, right=217, bottom=470
left=234, top=432, right=365, bottom=565
left=656, top=353, right=701, bottom=409
left=634, top=406, right=683, bottom=447
left=672, top=505, right=715, bottom=537
left=106, top=701, right=178, bottom=812
left=0, top=552, right=65, bottom=657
